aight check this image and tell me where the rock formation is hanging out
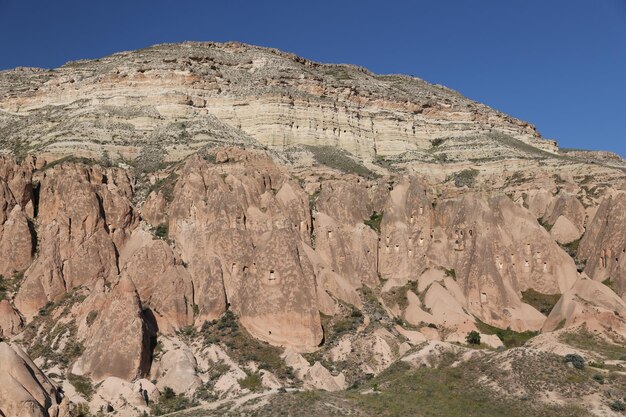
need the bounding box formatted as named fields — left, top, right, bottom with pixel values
left=0, top=342, right=64, bottom=417
left=0, top=42, right=625, bottom=417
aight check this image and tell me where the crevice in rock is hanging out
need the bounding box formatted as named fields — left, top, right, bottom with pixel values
left=95, top=192, right=108, bottom=233
left=32, top=180, right=40, bottom=218
left=27, top=218, right=38, bottom=257
left=142, top=307, right=159, bottom=376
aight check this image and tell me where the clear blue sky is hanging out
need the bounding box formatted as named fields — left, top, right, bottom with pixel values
left=1, top=0, right=624, bottom=157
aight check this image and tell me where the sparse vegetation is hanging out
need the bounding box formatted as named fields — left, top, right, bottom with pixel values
left=0, top=275, right=6, bottom=301
left=251, top=353, right=590, bottom=417
left=475, top=319, right=538, bottom=348
left=150, top=386, right=196, bottom=416
left=466, top=330, right=481, bottom=345
left=147, top=172, right=179, bottom=202
left=304, top=145, right=376, bottom=178
left=155, top=223, right=169, bottom=240
left=0, top=272, right=23, bottom=301
left=201, top=311, right=295, bottom=380
left=86, top=311, right=98, bottom=327
left=364, top=211, right=383, bottom=233
left=602, top=277, right=615, bottom=291
left=452, top=168, right=479, bottom=188
left=563, top=354, right=585, bottom=370
left=239, top=373, right=263, bottom=391
left=521, top=289, right=561, bottom=315
left=68, top=402, right=92, bottom=417
left=444, top=268, right=456, bottom=280
left=609, top=400, right=626, bottom=412
left=68, top=373, right=95, bottom=400
left=431, top=138, right=446, bottom=147
left=381, top=281, right=418, bottom=311
left=24, top=290, right=87, bottom=369
left=560, top=329, right=626, bottom=360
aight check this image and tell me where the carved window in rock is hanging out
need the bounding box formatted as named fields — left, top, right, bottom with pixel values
left=481, top=292, right=488, bottom=303
left=269, top=270, right=277, bottom=281
left=410, top=215, right=415, bottom=224
left=231, top=263, right=237, bottom=273
left=327, top=230, right=333, bottom=239
left=419, top=206, right=424, bottom=215
left=395, top=244, right=400, bottom=253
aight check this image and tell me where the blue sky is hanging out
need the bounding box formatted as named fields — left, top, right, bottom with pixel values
left=1, top=0, right=624, bottom=156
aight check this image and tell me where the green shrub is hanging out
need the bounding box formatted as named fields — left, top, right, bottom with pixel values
left=364, top=211, right=383, bottom=233
left=304, top=145, right=376, bottom=178
left=239, top=373, right=263, bottom=391
left=521, top=289, right=561, bottom=315
left=68, top=373, right=94, bottom=400
left=475, top=319, right=538, bottom=348
left=0, top=275, right=6, bottom=300
left=609, top=400, right=626, bottom=412
left=592, top=374, right=605, bottom=384
left=86, top=311, right=98, bottom=327
left=466, top=331, right=481, bottom=345
left=155, top=223, right=168, bottom=240
left=444, top=268, right=456, bottom=280
left=563, top=354, right=585, bottom=370
left=452, top=169, right=479, bottom=188
left=150, top=386, right=196, bottom=415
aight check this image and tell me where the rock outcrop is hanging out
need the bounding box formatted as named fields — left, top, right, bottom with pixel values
left=0, top=300, right=23, bottom=338
left=542, top=277, right=626, bottom=336
left=74, top=276, right=152, bottom=382
left=14, top=164, right=136, bottom=319
left=578, top=192, right=626, bottom=299
left=0, top=342, right=63, bottom=417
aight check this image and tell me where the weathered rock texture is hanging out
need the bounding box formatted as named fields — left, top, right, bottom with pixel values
left=0, top=342, right=63, bottom=417
left=0, top=42, right=559, bottom=165
left=578, top=191, right=626, bottom=299
left=0, top=42, right=625, bottom=417
left=74, top=276, right=152, bottom=382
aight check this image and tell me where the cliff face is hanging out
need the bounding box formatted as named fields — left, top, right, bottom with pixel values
left=0, top=42, right=556, bottom=165
left=1, top=43, right=626, bottom=417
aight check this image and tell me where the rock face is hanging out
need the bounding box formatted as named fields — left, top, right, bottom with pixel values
left=0, top=300, right=23, bottom=338
left=75, top=276, right=152, bottom=382
left=543, top=277, right=626, bottom=336
left=578, top=192, right=626, bottom=299
left=0, top=342, right=62, bottom=417
left=0, top=158, right=34, bottom=276
left=154, top=348, right=201, bottom=394
left=377, top=178, right=577, bottom=331
left=0, top=42, right=555, bottom=165
left=159, top=149, right=323, bottom=350
left=119, top=229, right=194, bottom=333
left=14, top=164, right=136, bottom=319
